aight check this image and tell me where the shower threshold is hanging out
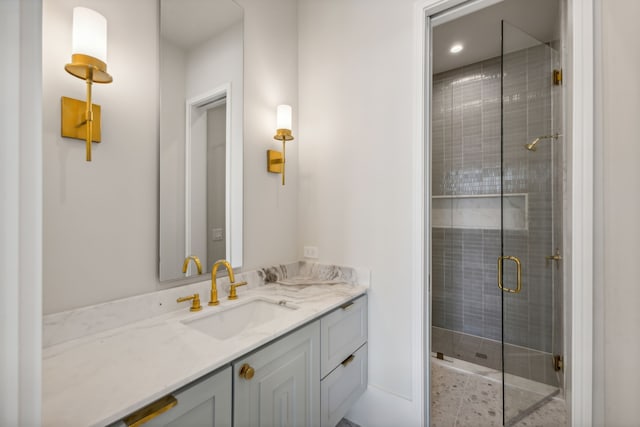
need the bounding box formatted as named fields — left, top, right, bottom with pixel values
left=431, top=327, right=560, bottom=387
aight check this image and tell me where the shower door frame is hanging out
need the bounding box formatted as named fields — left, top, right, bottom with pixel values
left=416, top=0, right=595, bottom=426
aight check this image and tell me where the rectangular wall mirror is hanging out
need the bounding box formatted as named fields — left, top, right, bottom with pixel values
left=159, top=0, right=243, bottom=282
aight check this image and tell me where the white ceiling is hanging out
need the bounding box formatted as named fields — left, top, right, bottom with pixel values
left=433, top=0, right=560, bottom=74
left=161, top=0, right=243, bottom=50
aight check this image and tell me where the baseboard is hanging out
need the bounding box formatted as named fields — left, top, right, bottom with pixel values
left=345, top=385, right=421, bottom=427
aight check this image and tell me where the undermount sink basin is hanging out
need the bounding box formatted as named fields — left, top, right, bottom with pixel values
left=182, top=298, right=298, bottom=340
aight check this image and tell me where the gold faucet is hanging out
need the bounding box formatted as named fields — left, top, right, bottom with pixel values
left=176, top=293, right=202, bottom=312
left=209, top=259, right=247, bottom=305
left=182, top=255, right=203, bottom=275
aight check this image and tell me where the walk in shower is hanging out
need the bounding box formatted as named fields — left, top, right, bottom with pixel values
left=429, top=0, right=565, bottom=425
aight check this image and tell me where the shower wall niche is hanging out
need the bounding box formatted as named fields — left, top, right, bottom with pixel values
left=431, top=44, right=562, bottom=386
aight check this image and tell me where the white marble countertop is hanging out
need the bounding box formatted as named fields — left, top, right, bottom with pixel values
left=42, top=282, right=367, bottom=427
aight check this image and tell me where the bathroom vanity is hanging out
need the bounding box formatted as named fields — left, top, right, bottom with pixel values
left=42, top=264, right=368, bottom=427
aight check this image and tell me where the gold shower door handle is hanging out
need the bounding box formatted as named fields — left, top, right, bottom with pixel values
left=498, top=255, right=522, bottom=294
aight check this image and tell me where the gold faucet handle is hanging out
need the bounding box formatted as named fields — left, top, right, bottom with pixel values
left=176, top=293, right=202, bottom=312
left=228, top=281, right=248, bottom=300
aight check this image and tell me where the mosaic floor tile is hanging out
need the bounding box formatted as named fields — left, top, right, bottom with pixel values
left=431, top=358, right=567, bottom=427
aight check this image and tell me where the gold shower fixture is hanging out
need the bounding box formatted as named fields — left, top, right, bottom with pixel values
left=267, top=105, right=294, bottom=185
left=525, top=133, right=560, bottom=152
left=61, top=7, right=113, bottom=162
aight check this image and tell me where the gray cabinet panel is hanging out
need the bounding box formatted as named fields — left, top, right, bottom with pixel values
left=320, top=344, right=368, bottom=427
left=320, top=296, right=367, bottom=378
left=234, top=321, right=321, bottom=427
left=119, top=366, right=232, bottom=427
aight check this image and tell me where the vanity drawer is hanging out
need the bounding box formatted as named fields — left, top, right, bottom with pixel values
left=320, top=343, right=368, bottom=427
left=109, top=366, right=232, bottom=427
left=320, top=295, right=367, bottom=378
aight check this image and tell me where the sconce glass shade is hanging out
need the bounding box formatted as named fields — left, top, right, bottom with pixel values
left=276, top=104, right=292, bottom=131
left=274, top=104, right=293, bottom=142
left=65, top=7, right=112, bottom=83
left=72, top=7, right=107, bottom=62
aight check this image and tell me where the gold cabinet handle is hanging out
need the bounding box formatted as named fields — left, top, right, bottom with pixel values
left=239, top=363, right=255, bottom=380
left=341, top=354, right=356, bottom=367
left=340, top=301, right=355, bottom=311
left=498, top=255, right=522, bottom=294
left=122, top=395, right=178, bottom=427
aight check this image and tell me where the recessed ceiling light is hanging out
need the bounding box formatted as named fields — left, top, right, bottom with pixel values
left=450, top=43, right=463, bottom=54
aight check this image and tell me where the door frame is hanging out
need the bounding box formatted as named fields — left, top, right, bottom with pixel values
left=413, top=0, right=594, bottom=425
left=1, top=0, right=43, bottom=424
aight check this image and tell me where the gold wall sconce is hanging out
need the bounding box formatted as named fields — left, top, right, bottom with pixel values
left=267, top=105, right=294, bottom=185
left=61, top=7, right=113, bottom=162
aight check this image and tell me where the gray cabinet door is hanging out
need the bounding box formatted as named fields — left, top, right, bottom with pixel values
left=234, top=321, right=321, bottom=427
left=137, top=366, right=232, bottom=427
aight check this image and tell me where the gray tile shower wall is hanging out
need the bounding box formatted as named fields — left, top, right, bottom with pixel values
left=432, top=45, right=559, bottom=354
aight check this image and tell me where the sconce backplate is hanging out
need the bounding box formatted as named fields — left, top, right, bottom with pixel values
left=267, top=149, right=283, bottom=173
left=61, top=96, right=102, bottom=142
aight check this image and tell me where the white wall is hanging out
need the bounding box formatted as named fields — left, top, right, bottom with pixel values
left=297, top=0, right=420, bottom=424
left=43, top=0, right=159, bottom=314
left=186, top=22, right=243, bottom=99
left=42, top=0, right=299, bottom=314
left=237, top=0, right=299, bottom=270
left=595, top=0, right=640, bottom=424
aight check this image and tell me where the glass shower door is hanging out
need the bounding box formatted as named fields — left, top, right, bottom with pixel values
left=500, top=20, right=560, bottom=425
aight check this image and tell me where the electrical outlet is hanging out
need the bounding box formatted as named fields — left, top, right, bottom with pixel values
left=303, top=246, right=319, bottom=259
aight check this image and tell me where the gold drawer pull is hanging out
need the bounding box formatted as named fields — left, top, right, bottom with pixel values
left=123, top=395, right=178, bottom=427
left=340, top=301, right=355, bottom=311
left=341, top=354, right=355, bottom=367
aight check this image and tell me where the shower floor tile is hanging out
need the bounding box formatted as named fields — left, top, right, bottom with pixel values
left=431, top=357, right=567, bottom=426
